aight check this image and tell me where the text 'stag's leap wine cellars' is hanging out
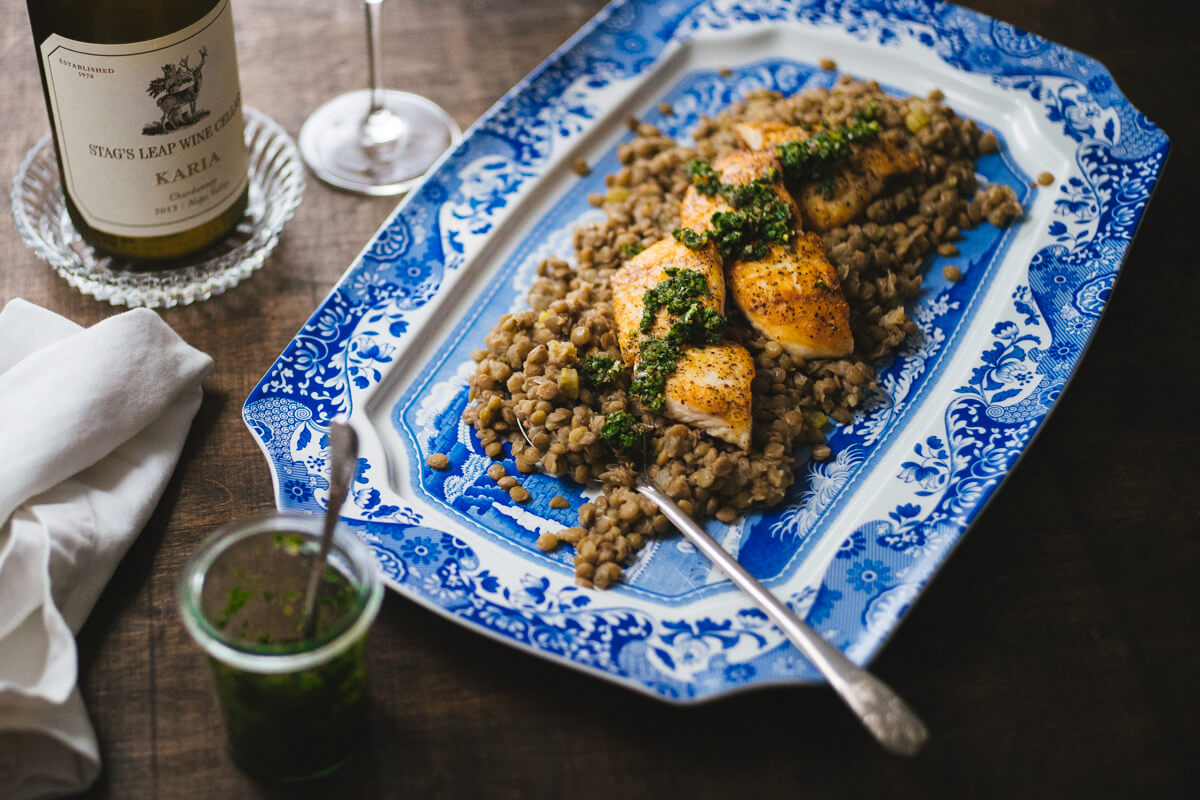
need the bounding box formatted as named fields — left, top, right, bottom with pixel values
left=26, top=0, right=250, bottom=262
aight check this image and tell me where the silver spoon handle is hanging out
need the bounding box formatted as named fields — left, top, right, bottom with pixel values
left=301, top=418, right=360, bottom=638
left=636, top=475, right=928, bottom=756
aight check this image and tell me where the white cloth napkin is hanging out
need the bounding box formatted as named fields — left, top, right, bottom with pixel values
left=0, top=299, right=211, bottom=799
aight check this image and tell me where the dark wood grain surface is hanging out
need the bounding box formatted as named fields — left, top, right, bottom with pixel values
left=2, top=1, right=1197, bottom=797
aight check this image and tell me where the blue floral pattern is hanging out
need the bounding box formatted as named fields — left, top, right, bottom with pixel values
left=243, top=0, right=1167, bottom=702
left=846, top=560, right=894, bottom=594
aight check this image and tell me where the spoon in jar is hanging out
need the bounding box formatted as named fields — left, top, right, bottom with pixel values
left=300, top=417, right=360, bottom=640
left=635, top=472, right=929, bottom=756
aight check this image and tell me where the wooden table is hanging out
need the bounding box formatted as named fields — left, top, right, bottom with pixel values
left=2, top=1, right=1196, bottom=796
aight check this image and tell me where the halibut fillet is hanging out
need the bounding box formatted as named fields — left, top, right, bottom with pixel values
left=610, top=237, right=753, bottom=450
left=735, top=121, right=921, bottom=232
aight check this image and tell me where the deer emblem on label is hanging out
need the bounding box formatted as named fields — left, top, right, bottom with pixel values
left=143, top=46, right=210, bottom=134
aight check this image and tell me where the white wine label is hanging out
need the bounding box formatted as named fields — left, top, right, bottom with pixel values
left=40, top=0, right=249, bottom=238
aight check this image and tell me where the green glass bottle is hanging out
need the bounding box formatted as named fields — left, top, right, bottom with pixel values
left=26, top=0, right=249, bottom=263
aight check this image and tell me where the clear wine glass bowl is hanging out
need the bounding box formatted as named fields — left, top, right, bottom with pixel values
left=298, top=89, right=459, bottom=196
left=10, top=107, right=304, bottom=308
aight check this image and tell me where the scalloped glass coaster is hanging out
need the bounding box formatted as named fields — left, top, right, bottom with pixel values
left=11, top=107, right=304, bottom=308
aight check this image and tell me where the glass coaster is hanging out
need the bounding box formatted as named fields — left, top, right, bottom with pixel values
left=10, top=107, right=304, bottom=308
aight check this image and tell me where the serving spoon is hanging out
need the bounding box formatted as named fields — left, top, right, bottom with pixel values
left=513, top=419, right=925, bottom=752
left=636, top=472, right=929, bottom=756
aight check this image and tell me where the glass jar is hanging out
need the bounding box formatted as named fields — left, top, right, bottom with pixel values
left=179, top=512, right=383, bottom=781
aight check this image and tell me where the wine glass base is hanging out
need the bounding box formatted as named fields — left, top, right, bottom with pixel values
left=299, top=89, right=460, bottom=197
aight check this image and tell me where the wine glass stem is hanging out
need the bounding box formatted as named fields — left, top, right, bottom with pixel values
left=358, top=0, right=406, bottom=152
left=364, top=0, right=386, bottom=115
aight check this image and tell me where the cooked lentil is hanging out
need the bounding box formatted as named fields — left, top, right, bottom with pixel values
left=426, top=453, right=450, bottom=470
left=463, top=76, right=1022, bottom=587
left=943, top=264, right=963, bottom=282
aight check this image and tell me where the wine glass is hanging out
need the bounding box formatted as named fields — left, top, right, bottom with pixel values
left=298, top=0, right=460, bottom=196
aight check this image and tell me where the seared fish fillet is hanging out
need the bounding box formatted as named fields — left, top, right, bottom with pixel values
left=677, top=141, right=854, bottom=359
left=735, top=121, right=920, bottom=232
left=727, top=235, right=854, bottom=359
left=663, top=343, right=754, bottom=452
left=733, top=121, right=802, bottom=152
left=679, top=150, right=802, bottom=233
left=610, top=237, right=724, bottom=366
left=610, top=237, right=753, bottom=450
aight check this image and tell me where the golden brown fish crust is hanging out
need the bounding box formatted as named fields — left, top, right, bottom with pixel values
left=733, top=121, right=797, bottom=151
left=609, top=237, right=724, bottom=365
left=663, top=342, right=755, bottom=452
left=727, top=235, right=854, bottom=359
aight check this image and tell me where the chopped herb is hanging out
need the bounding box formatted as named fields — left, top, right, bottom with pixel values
left=674, top=161, right=795, bottom=263
left=685, top=159, right=723, bottom=196
left=600, top=410, right=645, bottom=450
left=672, top=227, right=709, bottom=249
left=628, top=262, right=730, bottom=411
left=814, top=279, right=829, bottom=290
left=629, top=336, right=681, bottom=412
left=775, top=106, right=882, bottom=184
left=272, top=533, right=305, bottom=555
left=640, top=268, right=712, bottom=332
left=721, top=167, right=781, bottom=205
left=671, top=301, right=726, bottom=346
left=214, top=585, right=252, bottom=630
left=580, top=354, right=623, bottom=389
left=627, top=268, right=728, bottom=409
left=715, top=200, right=788, bottom=260
left=620, top=242, right=646, bottom=259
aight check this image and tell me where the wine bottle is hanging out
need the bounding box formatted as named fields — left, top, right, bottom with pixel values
left=26, top=0, right=250, bottom=263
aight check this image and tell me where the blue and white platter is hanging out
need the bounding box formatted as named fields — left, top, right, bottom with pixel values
left=245, top=0, right=1166, bottom=701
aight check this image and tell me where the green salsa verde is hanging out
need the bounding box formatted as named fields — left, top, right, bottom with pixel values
left=580, top=353, right=623, bottom=390
left=627, top=267, right=726, bottom=413
left=600, top=409, right=645, bottom=450
left=774, top=104, right=882, bottom=191
left=207, top=638, right=368, bottom=781
left=672, top=162, right=795, bottom=263
left=198, top=531, right=370, bottom=782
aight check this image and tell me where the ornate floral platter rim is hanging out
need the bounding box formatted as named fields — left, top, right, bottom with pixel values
left=244, top=0, right=1167, bottom=702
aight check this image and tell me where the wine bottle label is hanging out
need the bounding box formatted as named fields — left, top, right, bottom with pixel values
left=39, top=0, right=249, bottom=238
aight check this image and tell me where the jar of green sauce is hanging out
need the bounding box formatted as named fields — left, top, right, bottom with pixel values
left=179, top=512, right=383, bottom=782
